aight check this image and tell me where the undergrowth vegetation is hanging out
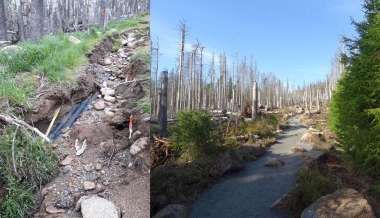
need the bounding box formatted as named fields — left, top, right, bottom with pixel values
left=229, top=115, right=279, bottom=139
left=0, top=125, right=58, bottom=217
left=294, top=163, right=338, bottom=206
left=170, top=110, right=224, bottom=160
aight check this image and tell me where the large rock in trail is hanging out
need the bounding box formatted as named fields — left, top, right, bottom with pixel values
left=301, top=188, right=375, bottom=218
left=189, top=115, right=310, bottom=218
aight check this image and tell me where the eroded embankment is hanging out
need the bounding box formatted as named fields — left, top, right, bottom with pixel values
left=28, top=23, right=151, bottom=218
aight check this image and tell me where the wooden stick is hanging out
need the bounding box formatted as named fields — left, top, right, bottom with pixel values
left=43, top=107, right=60, bottom=143
left=0, top=114, right=50, bottom=142
left=107, top=148, right=115, bottom=166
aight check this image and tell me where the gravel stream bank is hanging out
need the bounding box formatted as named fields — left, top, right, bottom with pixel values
left=189, top=115, right=309, bottom=218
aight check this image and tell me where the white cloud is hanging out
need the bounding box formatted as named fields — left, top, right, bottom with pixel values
left=298, top=66, right=329, bottom=79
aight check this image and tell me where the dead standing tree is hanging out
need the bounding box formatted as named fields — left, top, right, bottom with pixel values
left=252, top=80, right=258, bottom=119
left=175, top=20, right=188, bottom=112
left=27, top=0, right=44, bottom=41
left=0, top=0, right=149, bottom=43
left=159, top=70, right=168, bottom=134
left=0, top=0, right=7, bottom=41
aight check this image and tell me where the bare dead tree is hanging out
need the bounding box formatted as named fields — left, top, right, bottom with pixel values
left=27, top=0, right=44, bottom=41
left=0, top=0, right=7, bottom=41
left=198, top=45, right=205, bottom=110
left=159, top=71, right=168, bottom=134
left=252, top=80, right=258, bottom=119
left=175, top=20, right=188, bottom=112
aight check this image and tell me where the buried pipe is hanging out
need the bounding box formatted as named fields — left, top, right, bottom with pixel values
left=49, top=104, right=80, bottom=139
left=50, top=74, right=111, bottom=143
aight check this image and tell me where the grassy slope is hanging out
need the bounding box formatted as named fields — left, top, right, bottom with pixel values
left=0, top=12, right=149, bottom=112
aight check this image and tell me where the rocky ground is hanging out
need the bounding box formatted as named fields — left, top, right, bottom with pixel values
left=28, top=16, right=150, bottom=218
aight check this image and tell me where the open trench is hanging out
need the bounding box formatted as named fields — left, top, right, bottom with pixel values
left=24, top=25, right=151, bottom=218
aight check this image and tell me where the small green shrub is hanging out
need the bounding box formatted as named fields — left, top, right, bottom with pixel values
left=170, top=110, right=222, bottom=159
left=294, top=165, right=337, bottom=205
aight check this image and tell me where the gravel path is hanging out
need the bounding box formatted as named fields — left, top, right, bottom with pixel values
left=189, top=115, right=309, bottom=218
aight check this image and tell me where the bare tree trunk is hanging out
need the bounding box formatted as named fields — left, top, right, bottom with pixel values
left=176, top=21, right=186, bottom=112
left=98, top=0, right=105, bottom=28
left=16, top=0, right=25, bottom=41
left=27, top=0, right=44, bottom=41
left=0, top=0, right=7, bottom=41
left=159, top=71, right=168, bottom=134
left=252, top=81, right=258, bottom=119
left=116, top=0, right=121, bottom=23
left=132, top=0, right=138, bottom=18
left=317, top=89, right=320, bottom=110
left=199, top=46, right=204, bottom=110
left=309, top=84, right=312, bottom=111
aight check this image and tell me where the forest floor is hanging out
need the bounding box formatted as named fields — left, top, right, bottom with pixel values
left=0, top=16, right=150, bottom=217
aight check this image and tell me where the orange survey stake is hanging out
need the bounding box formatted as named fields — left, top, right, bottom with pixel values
left=129, top=115, right=133, bottom=139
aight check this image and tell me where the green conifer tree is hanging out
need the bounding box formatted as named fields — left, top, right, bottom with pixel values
left=329, top=0, right=380, bottom=176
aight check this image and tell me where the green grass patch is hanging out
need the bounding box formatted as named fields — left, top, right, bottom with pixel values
left=294, top=163, right=338, bottom=206
left=133, top=50, right=150, bottom=63
left=230, top=115, right=279, bottom=138
left=0, top=74, right=29, bottom=107
left=138, top=97, right=150, bottom=114
left=0, top=125, right=58, bottom=217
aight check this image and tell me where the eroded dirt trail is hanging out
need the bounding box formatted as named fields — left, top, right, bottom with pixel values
left=189, top=115, right=309, bottom=218
left=31, top=17, right=150, bottom=218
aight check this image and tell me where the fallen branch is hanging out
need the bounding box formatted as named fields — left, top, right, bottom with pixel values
left=0, top=114, right=50, bottom=143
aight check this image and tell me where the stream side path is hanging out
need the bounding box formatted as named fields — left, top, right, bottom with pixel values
left=189, top=115, right=309, bottom=218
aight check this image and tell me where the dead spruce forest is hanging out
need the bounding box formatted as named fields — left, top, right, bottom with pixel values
left=150, top=1, right=380, bottom=218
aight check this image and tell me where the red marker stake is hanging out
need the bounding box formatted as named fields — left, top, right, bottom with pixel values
left=129, top=115, right=133, bottom=139
left=126, top=72, right=131, bottom=82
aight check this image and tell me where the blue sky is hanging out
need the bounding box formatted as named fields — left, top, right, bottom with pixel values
left=151, top=0, right=364, bottom=86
